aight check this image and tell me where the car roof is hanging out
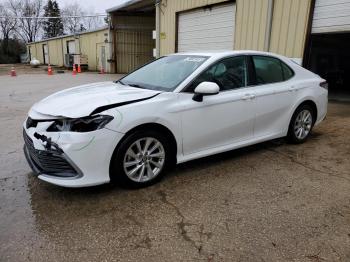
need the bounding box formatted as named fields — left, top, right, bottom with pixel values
left=171, top=50, right=285, bottom=59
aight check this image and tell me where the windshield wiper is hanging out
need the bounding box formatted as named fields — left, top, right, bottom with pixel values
left=117, top=80, right=147, bottom=89
left=127, top=83, right=146, bottom=89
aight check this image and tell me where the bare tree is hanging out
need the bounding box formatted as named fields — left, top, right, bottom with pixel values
left=83, top=7, right=104, bottom=31
left=8, top=0, right=44, bottom=43
left=0, top=1, right=17, bottom=52
left=62, top=3, right=105, bottom=34
left=61, top=3, right=85, bottom=34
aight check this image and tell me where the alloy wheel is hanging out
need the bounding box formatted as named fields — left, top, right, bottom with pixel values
left=123, top=137, right=165, bottom=183
left=294, top=109, right=313, bottom=140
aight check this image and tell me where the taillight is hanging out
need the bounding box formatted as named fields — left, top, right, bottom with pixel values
left=320, top=81, right=328, bottom=90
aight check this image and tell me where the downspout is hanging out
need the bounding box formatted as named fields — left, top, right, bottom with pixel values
left=155, top=0, right=161, bottom=58
left=264, top=0, right=274, bottom=52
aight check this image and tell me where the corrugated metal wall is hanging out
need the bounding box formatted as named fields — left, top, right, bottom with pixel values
left=269, top=0, right=311, bottom=58
left=159, top=0, right=312, bottom=59
left=159, top=0, right=230, bottom=55
left=27, top=29, right=109, bottom=71
left=112, top=15, right=155, bottom=73
left=235, top=0, right=269, bottom=51
left=115, top=30, right=154, bottom=73
left=159, top=0, right=270, bottom=54
left=79, top=31, right=109, bottom=71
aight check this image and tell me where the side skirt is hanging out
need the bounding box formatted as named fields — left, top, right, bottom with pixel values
left=176, top=132, right=285, bottom=164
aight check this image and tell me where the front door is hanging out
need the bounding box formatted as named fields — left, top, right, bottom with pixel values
left=179, top=56, right=255, bottom=156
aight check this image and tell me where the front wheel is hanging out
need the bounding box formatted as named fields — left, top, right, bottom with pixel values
left=110, top=130, right=171, bottom=188
left=287, top=104, right=315, bottom=144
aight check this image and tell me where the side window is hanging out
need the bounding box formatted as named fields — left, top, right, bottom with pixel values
left=252, top=56, right=284, bottom=84
left=281, top=61, right=294, bottom=80
left=185, top=56, right=247, bottom=92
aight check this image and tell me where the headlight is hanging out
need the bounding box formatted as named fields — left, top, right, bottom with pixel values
left=47, top=115, right=114, bottom=132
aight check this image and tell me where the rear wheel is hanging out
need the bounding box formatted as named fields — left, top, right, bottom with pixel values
left=287, top=104, right=315, bottom=144
left=110, top=130, right=171, bottom=188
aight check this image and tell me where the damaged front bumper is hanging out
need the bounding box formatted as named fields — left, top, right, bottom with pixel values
left=23, top=120, right=124, bottom=188
left=23, top=129, right=83, bottom=179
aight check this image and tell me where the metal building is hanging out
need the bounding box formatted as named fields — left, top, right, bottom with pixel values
left=106, top=0, right=312, bottom=72
left=27, top=27, right=111, bottom=72
left=26, top=0, right=350, bottom=98
left=305, top=0, right=350, bottom=99
left=119, top=0, right=349, bottom=98
left=107, top=0, right=156, bottom=74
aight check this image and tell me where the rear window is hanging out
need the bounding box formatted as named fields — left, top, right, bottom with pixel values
left=252, top=56, right=294, bottom=85
left=281, top=62, right=294, bottom=80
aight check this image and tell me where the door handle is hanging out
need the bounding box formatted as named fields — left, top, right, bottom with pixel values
left=241, top=94, right=256, bottom=100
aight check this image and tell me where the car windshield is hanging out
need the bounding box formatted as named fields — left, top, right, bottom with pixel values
left=119, top=55, right=209, bottom=91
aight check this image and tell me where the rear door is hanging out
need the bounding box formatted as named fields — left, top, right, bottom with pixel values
left=248, top=55, right=297, bottom=137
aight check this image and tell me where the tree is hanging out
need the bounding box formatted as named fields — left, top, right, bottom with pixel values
left=43, top=0, right=64, bottom=38
left=0, top=1, right=17, bottom=54
left=8, top=0, right=44, bottom=43
left=83, top=7, right=104, bottom=31
left=0, top=38, right=26, bottom=64
left=62, top=3, right=105, bottom=34
left=61, top=3, right=84, bottom=34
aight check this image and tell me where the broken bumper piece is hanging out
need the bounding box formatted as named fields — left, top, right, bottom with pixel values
left=22, top=125, right=124, bottom=188
left=23, top=130, right=81, bottom=178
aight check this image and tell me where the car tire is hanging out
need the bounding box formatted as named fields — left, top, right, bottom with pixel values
left=110, top=130, right=172, bottom=188
left=287, top=104, right=315, bottom=144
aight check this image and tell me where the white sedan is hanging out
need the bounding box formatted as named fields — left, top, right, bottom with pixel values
left=23, top=51, right=328, bottom=188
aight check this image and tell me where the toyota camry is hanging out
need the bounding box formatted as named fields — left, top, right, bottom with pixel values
left=23, top=51, right=328, bottom=188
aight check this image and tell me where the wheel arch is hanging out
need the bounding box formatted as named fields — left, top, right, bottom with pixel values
left=287, top=99, right=318, bottom=135
left=295, top=100, right=318, bottom=123
left=109, top=123, right=178, bottom=180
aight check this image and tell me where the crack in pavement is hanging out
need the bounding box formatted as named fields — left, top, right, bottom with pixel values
left=157, top=190, right=214, bottom=257
left=265, top=147, right=350, bottom=183
left=157, top=190, right=197, bottom=248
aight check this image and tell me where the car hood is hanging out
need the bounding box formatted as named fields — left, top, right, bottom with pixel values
left=30, top=82, right=160, bottom=118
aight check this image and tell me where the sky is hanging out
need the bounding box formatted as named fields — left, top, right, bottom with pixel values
left=55, top=0, right=128, bottom=13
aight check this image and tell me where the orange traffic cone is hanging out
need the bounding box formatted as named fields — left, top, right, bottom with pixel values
left=72, top=64, right=77, bottom=76
left=99, top=66, right=105, bottom=74
left=48, top=64, right=53, bottom=75
left=77, top=64, right=82, bottom=73
left=10, top=66, right=17, bottom=77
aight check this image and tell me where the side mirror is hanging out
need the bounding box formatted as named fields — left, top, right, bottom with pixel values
left=193, top=82, right=220, bottom=102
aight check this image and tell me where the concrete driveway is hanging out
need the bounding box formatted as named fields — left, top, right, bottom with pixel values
left=0, top=73, right=350, bottom=261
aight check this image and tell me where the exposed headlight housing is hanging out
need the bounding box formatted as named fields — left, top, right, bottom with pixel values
left=319, top=81, right=328, bottom=90
left=47, top=115, right=114, bottom=132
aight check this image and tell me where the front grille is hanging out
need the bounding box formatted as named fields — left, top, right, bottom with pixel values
left=23, top=129, right=78, bottom=177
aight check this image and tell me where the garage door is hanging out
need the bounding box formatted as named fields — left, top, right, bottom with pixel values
left=312, top=0, right=350, bottom=33
left=177, top=3, right=236, bottom=52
